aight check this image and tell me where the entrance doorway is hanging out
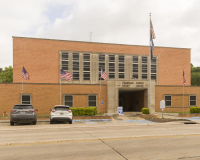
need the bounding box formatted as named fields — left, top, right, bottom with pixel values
left=119, top=89, right=146, bottom=112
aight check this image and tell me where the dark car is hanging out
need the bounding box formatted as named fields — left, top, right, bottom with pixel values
left=10, top=104, right=38, bottom=125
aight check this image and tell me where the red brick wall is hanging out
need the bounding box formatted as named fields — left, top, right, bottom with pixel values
left=13, top=37, right=191, bottom=85
left=155, top=85, right=200, bottom=112
left=0, top=83, right=107, bottom=115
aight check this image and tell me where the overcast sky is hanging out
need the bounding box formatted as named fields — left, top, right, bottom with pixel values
left=1, top=0, right=200, bottom=69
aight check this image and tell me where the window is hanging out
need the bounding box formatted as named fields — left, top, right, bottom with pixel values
left=190, top=95, right=196, bottom=106
left=109, top=55, right=115, bottom=79
left=73, top=53, right=79, bottom=80
left=151, top=57, right=157, bottom=80
left=142, top=57, right=148, bottom=79
left=83, top=54, right=90, bottom=80
left=64, top=95, right=73, bottom=107
left=99, top=54, right=105, bottom=80
left=21, top=94, right=31, bottom=104
left=132, top=56, right=138, bottom=79
left=118, top=56, right=125, bottom=79
left=61, top=52, right=69, bottom=71
left=88, top=95, right=96, bottom=107
left=165, top=95, right=171, bottom=106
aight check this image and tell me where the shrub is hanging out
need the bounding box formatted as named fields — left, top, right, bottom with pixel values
left=141, top=108, right=149, bottom=114
left=70, top=107, right=97, bottom=116
left=190, top=107, right=200, bottom=113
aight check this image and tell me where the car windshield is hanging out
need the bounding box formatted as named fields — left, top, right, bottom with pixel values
left=54, top=107, right=69, bottom=111
left=14, top=105, right=33, bottom=109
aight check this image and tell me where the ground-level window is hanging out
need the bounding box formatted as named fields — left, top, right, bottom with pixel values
left=190, top=95, right=196, bottom=106
left=21, top=94, right=31, bottom=104
left=88, top=95, right=97, bottom=107
left=164, top=95, right=171, bottom=106
left=64, top=95, right=73, bottom=107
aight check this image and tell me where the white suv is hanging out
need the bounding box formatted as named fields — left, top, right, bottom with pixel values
left=50, top=105, right=73, bottom=124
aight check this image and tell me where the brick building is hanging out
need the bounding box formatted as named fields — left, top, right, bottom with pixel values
left=0, top=36, right=197, bottom=115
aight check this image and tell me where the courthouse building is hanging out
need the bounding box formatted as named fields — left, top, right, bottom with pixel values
left=0, top=36, right=198, bottom=115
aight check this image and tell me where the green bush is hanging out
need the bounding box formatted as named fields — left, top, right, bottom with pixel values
left=70, top=107, right=97, bottom=116
left=190, top=107, right=200, bottom=113
left=141, top=108, right=149, bottom=114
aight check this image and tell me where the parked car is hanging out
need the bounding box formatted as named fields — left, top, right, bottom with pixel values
left=10, top=104, right=38, bottom=125
left=50, top=105, right=73, bottom=124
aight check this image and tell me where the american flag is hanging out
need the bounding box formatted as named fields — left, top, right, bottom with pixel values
left=150, top=19, right=156, bottom=60
left=60, top=70, right=73, bottom=82
left=183, top=70, right=186, bottom=86
left=22, top=66, right=30, bottom=80
left=101, top=69, right=108, bottom=81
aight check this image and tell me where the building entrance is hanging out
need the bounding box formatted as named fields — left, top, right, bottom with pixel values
left=119, top=89, right=146, bottom=112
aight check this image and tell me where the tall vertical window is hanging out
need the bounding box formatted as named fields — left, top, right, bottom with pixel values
left=83, top=54, right=90, bottom=80
left=132, top=56, right=138, bottom=79
left=151, top=57, right=157, bottom=80
left=118, top=56, right=125, bottom=79
left=64, top=95, right=73, bottom=107
left=190, top=95, right=196, bottom=106
left=88, top=95, right=97, bottom=107
left=109, top=55, right=115, bottom=79
left=61, top=52, right=69, bottom=71
left=21, top=94, right=31, bottom=104
left=99, top=54, right=105, bottom=80
left=142, top=57, right=148, bottom=79
left=73, top=53, right=79, bottom=80
left=165, top=95, right=171, bottom=106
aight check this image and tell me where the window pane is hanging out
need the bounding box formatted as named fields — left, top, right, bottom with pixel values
left=89, top=96, right=96, bottom=100
left=190, top=96, right=196, bottom=100
left=22, top=95, right=30, bottom=101
left=89, top=102, right=96, bottom=106
left=165, top=96, right=171, bottom=100
left=166, top=101, right=171, bottom=106
left=65, top=96, right=72, bottom=101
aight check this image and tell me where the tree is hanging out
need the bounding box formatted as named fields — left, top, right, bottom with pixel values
left=191, top=63, right=200, bottom=86
left=0, top=66, right=13, bottom=83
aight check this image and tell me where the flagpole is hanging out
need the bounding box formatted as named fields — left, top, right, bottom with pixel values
left=183, top=82, right=184, bottom=114
left=22, top=77, right=23, bottom=93
left=149, top=13, right=151, bottom=114
left=99, top=68, right=102, bottom=115
left=60, top=78, right=61, bottom=105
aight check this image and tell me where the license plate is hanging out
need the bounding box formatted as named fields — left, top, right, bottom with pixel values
left=60, top=113, right=64, bottom=115
left=21, top=112, right=25, bottom=114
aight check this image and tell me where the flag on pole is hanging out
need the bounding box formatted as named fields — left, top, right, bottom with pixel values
left=101, top=69, right=108, bottom=81
left=183, top=70, right=186, bottom=86
left=60, top=70, right=73, bottom=82
left=22, top=66, right=30, bottom=80
left=150, top=19, right=156, bottom=60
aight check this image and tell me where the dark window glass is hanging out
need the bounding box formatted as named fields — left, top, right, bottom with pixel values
left=190, top=96, right=196, bottom=100
left=83, top=54, right=90, bottom=61
left=142, top=74, right=147, bottom=79
left=109, top=55, right=115, bottom=62
left=64, top=95, right=73, bottom=107
left=151, top=75, right=156, bottom=80
left=88, top=95, right=96, bottom=107
left=165, top=96, right=171, bottom=100
left=133, top=74, right=138, bottom=79
left=22, top=95, right=30, bottom=101
left=133, top=56, right=138, bottom=63
left=166, top=101, right=171, bottom=106
left=109, top=73, right=115, bottom=79
left=14, top=105, right=33, bottom=109
left=119, top=74, right=124, bottom=79
left=142, top=57, right=147, bottom=63
left=119, top=56, right=124, bottom=62
left=73, top=53, right=79, bottom=60
left=62, top=53, right=68, bottom=60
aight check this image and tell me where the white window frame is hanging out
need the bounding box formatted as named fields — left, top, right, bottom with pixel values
left=72, top=53, right=79, bottom=80
left=164, top=95, right=172, bottom=106
left=118, top=55, right=125, bottom=79
left=83, top=54, right=90, bottom=80
left=63, top=94, right=73, bottom=107
left=88, top=95, right=97, bottom=107
left=108, top=55, right=115, bottom=79
left=21, top=94, right=32, bottom=104
left=189, top=95, right=197, bottom=106
left=132, top=56, right=138, bottom=79
left=61, top=52, right=69, bottom=71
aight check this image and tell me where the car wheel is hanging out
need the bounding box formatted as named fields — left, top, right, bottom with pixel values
left=10, top=121, right=14, bottom=126
left=69, top=120, right=72, bottom=124
left=33, top=121, right=36, bottom=125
